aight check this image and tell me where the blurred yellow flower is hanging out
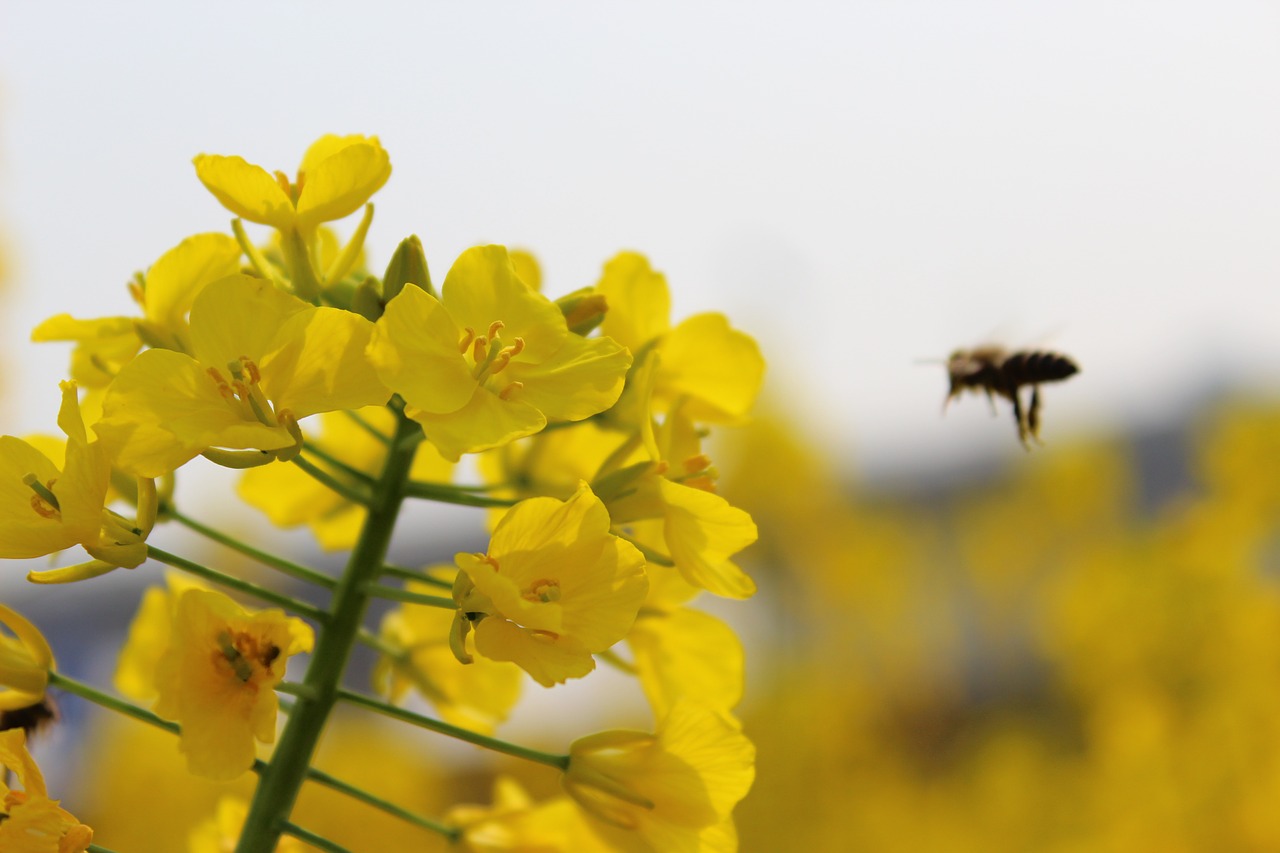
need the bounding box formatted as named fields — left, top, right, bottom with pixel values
left=97, top=274, right=389, bottom=477
left=0, top=604, right=53, bottom=712
left=367, top=246, right=632, bottom=460
left=153, top=588, right=314, bottom=780
left=0, top=728, right=93, bottom=853
left=454, top=483, right=647, bottom=686
left=194, top=134, right=390, bottom=233
left=188, top=796, right=305, bottom=853
left=448, top=776, right=612, bottom=852
left=564, top=701, right=754, bottom=853
left=114, top=573, right=208, bottom=701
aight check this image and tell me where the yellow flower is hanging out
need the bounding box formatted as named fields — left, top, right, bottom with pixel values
left=238, top=407, right=452, bottom=550
left=367, top=245, right=632, bottom=460
left=193, top=134, right=390, bottom=233
left=32, top=233, right=242, bottom=383
left=596, top=252, right=764, bottom=425
left=0, top=604, right=54, bottom=712
left=0, top=728, right=93, bottom=853
left=453, top=483, right=648, bottom=686
left=563, top=701, right=755, bottom=853
left=0, top=382, right=149, bottom=580
left=628, top=608, right=744, bottom=721
left=373, top=574, right=522, bottom=735
left=96, top=273, right=389, bottom=477
left=447, top=776, right=614, bottom=852
left=153, top=588, right=314, bottom=780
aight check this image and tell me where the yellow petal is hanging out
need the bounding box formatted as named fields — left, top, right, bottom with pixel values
left=629, top=609, right=744, bottom=719
left=296, top=142, right=391, bottom=231
left=0, top=436, right=79, bottom=559
left=31, top=314, right=140, bottom=387
left=143, top=232, right=243, bottom=330
left=473, top=617, right=595, bottom=687
left=259, top=306, right=389, bottom=419
left=188, top=274, right=312, bottom=370
left=657, top=479, right=758, bottom=599
left=504, top=333, right=632, bottom=422
left=408, top=385, right=546, bottom=461
left=596, top=251, right=672, bottom=352
left=367, top=284, right=477, bottom=416
left=658, top=313, right=764, bottom=424
left=193, top=154, right=296, bottom=229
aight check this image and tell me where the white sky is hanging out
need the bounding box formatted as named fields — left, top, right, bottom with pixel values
left=2, top=1, right=1278, bottom=477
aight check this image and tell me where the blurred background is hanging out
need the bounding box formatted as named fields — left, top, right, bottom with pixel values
left=2, top=2, right=1280, bottom=850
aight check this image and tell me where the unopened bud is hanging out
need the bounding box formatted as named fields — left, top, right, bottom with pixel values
left=555, top=288, right=608, bottom=336
left=383, top=235, right=433, bottom=302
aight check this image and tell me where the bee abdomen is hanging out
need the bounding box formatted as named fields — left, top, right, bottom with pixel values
left=1001, top=351, right=1079, bottom=385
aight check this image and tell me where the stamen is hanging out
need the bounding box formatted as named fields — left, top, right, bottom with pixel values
left=127, top=274, right=146, bottom=309
left=498, top=381, right=523, bottom=400
left=472, top=336, right=488, bottom=363
left=458, top=327, right=476, bottom=353
left=682, top=454, right=712, bottom=474
left=486, top=320, right=505, bottom=339
left=240, top=357, right=261, bottom=385
left=523, top=578, right=561, bottom=603
left=22, top=474, right=61, bottom=517
left=217, top=631, right=255, bottom=683
left=207, top=367, right=235, bottom=401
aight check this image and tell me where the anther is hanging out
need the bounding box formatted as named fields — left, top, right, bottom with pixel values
left=472, top=336, right=488, bottom=363
left=487, top=320, right=505, bottom=339
left=682, top=454, right=712, bottom=474
left=207, top=367, right=235, bottom=400
left=458, top=327, right=476, bottom=353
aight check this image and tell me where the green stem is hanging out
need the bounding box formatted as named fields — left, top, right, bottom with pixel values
left=404, top=480, right=517, bottom=508
left=302, top=444, right=375, bottom=485
left=165, top=507, right=336, bottom=589
left=47, top=670, right=179, bottom=736
left=305, top=766, right=460, bottom=841
left=380, top=564, right=453, bottom=587
left=342, top=409, right=390, bottom=445
left=338, top=688, right=569, bottom=771
left=88, top=845, right=124, bottom=853
left=291, top=455, right=371, bottom=506
left=236, top=411, right=420, bottom=853
left=362, top=583, right=454, bottom=609
left=278, top=823, right=352, bottom=853
left=146, top=546, right=328, bottom=624
left=619, top=535, right=676, bottom=567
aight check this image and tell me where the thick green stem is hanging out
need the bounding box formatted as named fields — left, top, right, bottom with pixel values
left=235, top=412, right=419, bottom=853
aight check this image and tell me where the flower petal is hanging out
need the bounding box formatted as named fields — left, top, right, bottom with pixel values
left=408, top=386, right=546, bottom=461
left=143, top=233, right=243, bottom=330
left=658, top=313, right=764, bottom=424
left=295, top=141, right=391, bottom=231
left=367, top=284, right=477, bottom=416
left=260, top=307, right=389, bottom=419
left=504, top=334, right=632, bottom=422
left=596, top=251, right=672, bottom=353
left=441, top=246, right=567, bottom=363
left=193, top=154, right=295, bottom=229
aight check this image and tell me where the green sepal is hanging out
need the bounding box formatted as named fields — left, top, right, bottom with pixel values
left=350, top=276, right=385, bottom=321
left=555, top=287, right=609, bottom=336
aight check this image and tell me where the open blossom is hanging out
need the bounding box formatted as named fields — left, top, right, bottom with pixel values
left=0, top=382, right=149, bottom=580
left=152, top=588, right=314, bottom=780
left=563, top=701, right=755, bottom=853
left=32, top=233, right=243, bottom=386
left=194, top=134, right=390, bottom=234
left=595, top=252, right=764, bottom=425
left=447, top=777, right=613, bottom=853
left=96, top=273, right=389, bottom=477
left=0, top=729, right=93, bottom=853
left=367, top=245, right=632, bottom=460
left=453, top=483, right=648, bottom=686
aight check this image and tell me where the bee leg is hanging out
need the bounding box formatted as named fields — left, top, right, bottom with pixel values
left=1010, top=387, right=1030, bottom=449
left=984, top=388, right=997, bottom=416
left=1028, top=386, right=1044, bottom=445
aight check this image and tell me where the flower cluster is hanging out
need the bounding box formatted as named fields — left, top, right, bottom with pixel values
left=1, top=134, right=762, bottom=852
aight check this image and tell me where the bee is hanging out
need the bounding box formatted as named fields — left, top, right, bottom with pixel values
left=943, top=346, right=1079, bottom=447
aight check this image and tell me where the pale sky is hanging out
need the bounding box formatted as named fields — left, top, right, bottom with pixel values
left=2, top=1, right=1278, bottom=478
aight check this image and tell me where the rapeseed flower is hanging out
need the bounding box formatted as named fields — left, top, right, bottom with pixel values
left=97, top=274, right=388, bottom=477
left=453, top=483, right=647, bottom=686
left=152, top=588, right=314, bottom=780
left=595, top=252, right=763, bottom=425
left=0, top=382, right=150, bottom=581
left=194, top=134, right=390, bottom=235
left=367, top=245, right=632, bottom=460
left=563, top=701, right=755, bottom=853
left=447, top=777, right=612, bottom=852
left=0, top=728, right=93, bottom=853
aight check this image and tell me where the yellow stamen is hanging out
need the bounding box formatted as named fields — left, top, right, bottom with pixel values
left=682, top=454, right=712, bottom=474
left=458, top=327, right=476, bottom=353
left=472, top=336, right=488, bottom=363
left=22, top=474, right=61, bottom=518
left=498, top=381, right=523, bottom=400
left=523, top=578, right=561, bottom=603
left=486, top=320, right=505, bottom=339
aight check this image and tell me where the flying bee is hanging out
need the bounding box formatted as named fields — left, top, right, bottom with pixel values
left=943, top=346, right=1079, bottom=448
